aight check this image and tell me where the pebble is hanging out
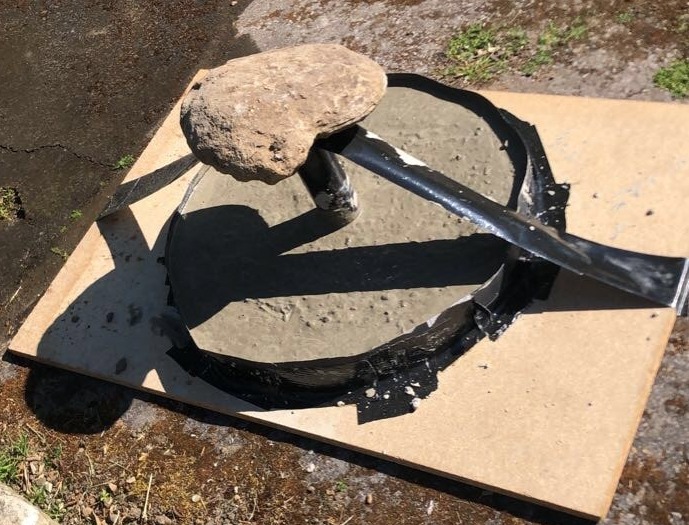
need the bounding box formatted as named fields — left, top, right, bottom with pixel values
left=365, top=493, right=373, bottom=505
left=307, top=485, right=316, bottom=493
left=125, top=475, right=136, bottom=484
left=365, top=388, right=376, bottom=398
left=410, top=397, right=421, bottom=411
left=107, top=508, right=120, bottom=524
left=108, top=482, right=118, bottom=494
left=81, top=506, right=93, bottom=518
left=336, top=400, right=345, bottom=407
left=404, top=386, right=415, bottom=396
left=191, top=494, right=202, bottom=503
left=155, top=515, right=173, bottom=525
left=305, top=462, right=316, bottom=473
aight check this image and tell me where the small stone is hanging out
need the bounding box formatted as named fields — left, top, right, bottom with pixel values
left=181, top=44, right=387, bottom=185
left=107, top=508, right=120, bottom=524
left=365, top=388, right=376, bottom=398
left=191, top=494, right=202, bottom=503
left=125, top=476, right=136, bottom=484
left=43, top=481, right=53, bottom=493
left=307, top=485, right=316, bottom=493
left=404, top=386, right=415, bottom=396
left=410, top=397, right=421, bottom=411
left=82, top=506, right=94, bottom=518
left=365, top=493, right=373, bottom=505
left=107, top=482, right=118, bottom=494
left=155, top=515, right=173, bottom=525
left=336, top=401, right=345, bottom=407
left=305, top=462, right=316, bottom=473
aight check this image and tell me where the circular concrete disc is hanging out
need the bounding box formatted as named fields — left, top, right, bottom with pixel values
left=167, top=86, right=516, bottom=365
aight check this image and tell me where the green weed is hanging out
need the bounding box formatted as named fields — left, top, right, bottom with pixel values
left=50, top=247, right=69, bottom=260
left=0, top=187, right=21, bottom=221
left=28, top=485, right=48, bottom=506
left=0, top=433, right=29, bottom=484
left=616, top=10, right=635, bottom=24
left=113, top=154, right=135, bottom=170
left=29, top=485, right=67, bottom=521
left=654, top=60, right=689, bottom=97
left=334, top=480, right=348, bottom=492
left=446, top=24, right=527, bottom=82
left=69, top=209, right=83, bottom=220
left=44, top=443, right=62, bottom=469
left=98, top=487, right=112, bottom=505
left=522, top=18, right=587, bottom=76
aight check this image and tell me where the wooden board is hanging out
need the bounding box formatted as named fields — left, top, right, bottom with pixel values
left=9, top=74, right=689, bottom=519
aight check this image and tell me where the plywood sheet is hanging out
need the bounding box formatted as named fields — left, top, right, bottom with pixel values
left=10, top=76, right=689, bottom=519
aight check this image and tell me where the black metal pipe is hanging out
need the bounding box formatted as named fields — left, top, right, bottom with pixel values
left=318, top=125, right=689, bottom=313
left=298, top=148, right=359, bottom=226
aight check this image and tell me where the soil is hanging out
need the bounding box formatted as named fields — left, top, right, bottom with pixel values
left=170, top=86, right=513, bottom=363
left=1, top=1, right=688, bottom=524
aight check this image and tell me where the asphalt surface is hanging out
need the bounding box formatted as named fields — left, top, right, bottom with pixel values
left=0, top=0, right=257, bottom=345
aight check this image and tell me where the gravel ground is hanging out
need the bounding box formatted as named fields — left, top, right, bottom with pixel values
left=1, top=0, right=688, bottom=524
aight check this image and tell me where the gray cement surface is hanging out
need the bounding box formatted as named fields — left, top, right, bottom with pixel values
left=1, top=1, right=688, bottom=524
left=171, top=86, right=513, bottom=364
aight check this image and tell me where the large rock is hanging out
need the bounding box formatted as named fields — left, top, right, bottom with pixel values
left=0, top=483, right=57, bottom=525
left=180, top=44, right=387, bottom=184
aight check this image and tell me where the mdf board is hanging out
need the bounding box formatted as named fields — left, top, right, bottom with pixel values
left=9, top=74, right=688, bottom=519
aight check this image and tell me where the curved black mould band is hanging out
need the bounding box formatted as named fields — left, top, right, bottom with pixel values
left=165, top=74, right=569, bottom=422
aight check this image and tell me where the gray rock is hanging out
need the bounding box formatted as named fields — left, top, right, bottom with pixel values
left=181, top=44, right=387, bottom=184
left=0, top=483, right=57, bottom=525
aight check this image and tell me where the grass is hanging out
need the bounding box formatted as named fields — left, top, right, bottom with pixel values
left=44, top=443, right=62, bottom=469
left=28, top=485, right=66, bottom=521
left=654, top=60, right=689, bottom=97
left=113, top=154, right=135, bottom=170
left=522, top=18, right=587, bottom=76
left=0, top=433, right=29, bottom=484
left=50, top=246, right=69, bottom=260
left=0, top=187, right=21, bottom=221
left=1, top=435, right=67, bottom=521
left=616, top=10, right=635, bottom=24
left=446, top=19, right=588, bottom=82
left=445, top=24, right=527, bottom=82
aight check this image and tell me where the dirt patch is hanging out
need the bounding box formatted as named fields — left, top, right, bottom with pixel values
left=614, top=455, right=689, bottom=525
left=2, top=361, right=591, bottom=525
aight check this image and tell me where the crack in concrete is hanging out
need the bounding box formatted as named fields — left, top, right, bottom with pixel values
left=0, top=142, right=111, bottom=169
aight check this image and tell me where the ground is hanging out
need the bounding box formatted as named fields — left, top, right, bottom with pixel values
left=1, top=0, right=688, bottom=524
